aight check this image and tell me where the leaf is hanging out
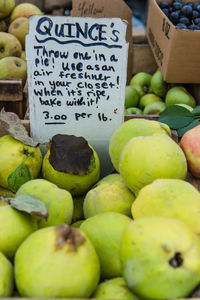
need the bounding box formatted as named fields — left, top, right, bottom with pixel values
left=177, top=119, right=199, bottom=137
left=0, top=108, right=38, bottom=147
left=9, top=194, right=48, bottom=220
left=8, top=161, right=33, bottom=192
left=0, top=193, right=14, bottom=201
left=158, top=106, right=194, bottom=129
left=191, top=105, right=200, bottom=116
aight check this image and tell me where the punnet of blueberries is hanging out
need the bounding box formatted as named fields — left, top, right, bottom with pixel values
left=159, top=0, right=200, bottom=30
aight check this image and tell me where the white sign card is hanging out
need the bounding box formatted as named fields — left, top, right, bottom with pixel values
left=26, top=15, right=128, bottom=175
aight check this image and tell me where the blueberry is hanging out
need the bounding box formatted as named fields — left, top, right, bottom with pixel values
left=170, top=10, right=180, bottom=23
left=192, top=10, right=200, bottom=19
left=159, top=1, right=169, bottom=9
left=179, top=16, right=190, bottom=25
left=176, top=23, right=188, bottom=29
left=162, top=7, right=169, bottom=16
left=193, top=2, right=200, bottom=10
left=188, top=24, right=200, bottom=29
left=196, top=4, right=200, bottom=12
left=181, top=5, right=193, bottom=17
left=172, top=1, right=183, bottom=10
left=187, top=2, right=194, bottom=8
left=194, top=17, right=200, bottom=24
left=173, top=0, right=184, bottom=3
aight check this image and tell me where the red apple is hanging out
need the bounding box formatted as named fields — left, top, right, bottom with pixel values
left=180, top=125, right=200, bottom=178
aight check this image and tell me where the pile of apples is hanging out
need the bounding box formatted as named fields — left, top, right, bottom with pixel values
left=0, top=0, right=43, bottom=86
left=0, top=113, right=200, bottom=299
left=125, top=70, right=196, bottom=115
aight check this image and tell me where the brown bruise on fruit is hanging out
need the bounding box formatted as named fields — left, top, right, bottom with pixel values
left=55, top=224, right=86, bottom=252
left=168, top=252, right=183, bottom=268
left=49, top=134, right=93, bottom=175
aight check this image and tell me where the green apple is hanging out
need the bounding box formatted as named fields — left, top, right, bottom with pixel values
left=0, top=32, right=22, bottom=59
left=0, top=187, right=14, bottom=197
left=0, top=251, right=13, bottom=296
left=143, top=101, right=166, bottom=115
left=0, top=200, right=37, bottom=260
left=165, top=86, right=196, bottom=108
left=132, top=178, right=200, bottom=235
left=0, top=0, right=15, bottom=19
left=83, top=181, right=135, bottom=218
left=109, top=118, right=171, bottom=172
left=16, top=179, right=74, bottom=228
left=119, top=134, right=187, bottom=195
left=125, top=107, right=143, bottom=115
left=42, top=134, right=100, bottom=196
left=96, top=173, right=124, bottom=186
left=80, top=212, right=132, bottom=279
left=0, top=135, right=42, bottom=191
left=0, top=20, right=7, bottom=32
left=0, top=56, right=27, bottom=86
left=8, top=17, right=29, bottom=50
left=71, top=220, right=84, bottom=228
left=125, top=86, right=140, bottom=109
left=130, top=72, right=152, bottom=98
left=92, top=277, right=139, bottom=300
left=139, top=93, right=162, bottom=110
left=10, top=3, right=43, bottom=22
left=150, top=69, right=168, bottom=97
left=120, top=217, right=200, bottom=299
left=14, top=224, right=100, bottom=298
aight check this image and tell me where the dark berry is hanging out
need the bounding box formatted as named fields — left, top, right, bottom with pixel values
left=187, top=2, right=194, bottom=8
left=181, top=5, right=193, bottom=17
left=188, top=24, right=200, bottom=29
left=170, top=11, right=180, bottom=23
left=159, top=1, right=170, bottom=9
left=162, top=7, right=169, bottom=16
left=193, top=2, right=200, bottom=10
left=179, top=16, right=190, bottom=25
left=194, top=17, right=200, bottom=24
left=196, top=4, right=200, bottom=12
left=173, top=0, right=184, bottom=3
left=192, top=10, right=200, bottom=19
left=176, top=23, right=188, bottom=29
left=172, top=1, right=183, bottom=10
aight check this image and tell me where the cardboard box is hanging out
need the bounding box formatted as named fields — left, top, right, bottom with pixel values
left=146, top=0, right=200, bottom=84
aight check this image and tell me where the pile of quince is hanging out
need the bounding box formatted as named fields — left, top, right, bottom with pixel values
left=125, top=70, right=196, bottom=115
left=0, top=112, right=200, bottom=299
left=0, top=0, right=43, bottom=86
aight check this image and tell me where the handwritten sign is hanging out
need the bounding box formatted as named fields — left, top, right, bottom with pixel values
left=26, top=15, right=128, bottom=174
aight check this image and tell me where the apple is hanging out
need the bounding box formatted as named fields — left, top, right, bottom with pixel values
left=130, top=72, right=152, bottom=98
left=0, top=187, right=14, bottom=197
left=150, top=69, right=168, bottom=97
left=165, top=86, right=196, bottom=108
left=92, top=277, right=139, bottom=300
left=0, top=57, right=27, bottom=86
left=8, top=17, right=29, bottom=50
left=0, top=0, right=15, bottom=19
left=14, top=224, right=100, bottom=298
left=83, top=181, right=135, bottom=219
left=125, top=107, right=143, bottom=115
left=0, top=135, right=42, bottom=191
left=0, top=251, right=13, bottom=297
left=0, top=20, right=7, bottom=32
left=175, top=103, right=193, bottom=111
left=0, top=32, right=22, bottom=59
left=120, top=217, right=200, bottom=299
left=71, top=220, right=84, bottom=228
left=0, top=200, right=37, bottom=260
left=125, top=86, right=140, bottom=108
left=143, top=101, right=166, bottom=115
left=10, top=3, right=43, bottom=22
left=80, top=212, right=132, bottom=279
left=42, top=134, right=100, bottom=196
left=119, top=134, right=187, bottom=195
left=180, top=124, right=200, bottom=178
left=109, top=118, right=171, bottom=172
left=16, top=179, right=74, bottom=228
left=138, top=93, right=163, bottom=110
left=96, top=173, right=124, bottom=186
left=132, top=178, right=200, bottom=235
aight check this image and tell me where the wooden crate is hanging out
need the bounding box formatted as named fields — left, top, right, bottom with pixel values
left=0, top=79, right=26, bottom=119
